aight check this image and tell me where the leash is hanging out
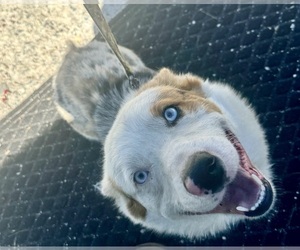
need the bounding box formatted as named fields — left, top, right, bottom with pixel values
left=83, top=3, right=140, bottom=89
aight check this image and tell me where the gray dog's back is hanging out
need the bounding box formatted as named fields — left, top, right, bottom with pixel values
left=53, top=40, right=154, bottom=143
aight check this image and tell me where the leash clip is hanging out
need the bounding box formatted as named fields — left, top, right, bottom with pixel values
left=129, top=75, right=140, bottom=90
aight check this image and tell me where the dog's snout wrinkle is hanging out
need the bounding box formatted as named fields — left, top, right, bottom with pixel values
left=184, top=152, right=226, bottom=195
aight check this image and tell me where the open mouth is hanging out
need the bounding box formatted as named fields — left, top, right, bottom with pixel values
left=182, top=130, right=274, bottom=218
left=223, top=130, right=274, bottom=217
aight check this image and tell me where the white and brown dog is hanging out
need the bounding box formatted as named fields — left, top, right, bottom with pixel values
left=53, top=40, right=275, bottom=239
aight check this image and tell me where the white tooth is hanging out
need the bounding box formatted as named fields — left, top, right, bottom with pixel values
left=248, top=176, right=268, bottom=212
left=250, top=204, right=258, bottom=211
left=251, top=174, right=263, bottom=186
left=236, top=206, right=249, bottom=212
left=249, top=185, right=267, bottom=212
left=260, top=190, right=265, bottom=201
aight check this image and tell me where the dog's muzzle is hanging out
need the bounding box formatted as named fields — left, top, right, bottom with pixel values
left=180, top=131, right=274, bottom=218
left=184, top=152, right=227, bottom=195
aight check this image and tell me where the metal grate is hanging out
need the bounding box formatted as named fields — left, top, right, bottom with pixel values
left=0, top=4, right=299, bottom=246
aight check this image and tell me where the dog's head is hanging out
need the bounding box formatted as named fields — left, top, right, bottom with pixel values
left=100, top=68, right=275, bottom=238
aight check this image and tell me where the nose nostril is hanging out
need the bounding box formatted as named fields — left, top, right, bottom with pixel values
left=208, top=157, right=218, bottom=174
left=207, top=157, right=215, bottom=168
left=185, top=152, right=226, bottom=194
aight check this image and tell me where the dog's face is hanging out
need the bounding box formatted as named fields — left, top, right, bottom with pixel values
left=100, top=68, right=275, bottom=238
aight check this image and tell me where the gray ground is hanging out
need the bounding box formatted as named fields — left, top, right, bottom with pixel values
left=0, top=1, right=127, bottom=120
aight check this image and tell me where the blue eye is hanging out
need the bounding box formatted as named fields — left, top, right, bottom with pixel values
left=163, top=106, right=179, bottom=123
left=133, top=171, right=149, bottom=184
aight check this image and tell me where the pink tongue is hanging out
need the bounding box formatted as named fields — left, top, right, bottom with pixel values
left=216, top=169, right=261, bottom=213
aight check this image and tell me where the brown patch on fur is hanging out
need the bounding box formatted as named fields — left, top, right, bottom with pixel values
left=108, top=178, right=147, bottom=220
left=139, top=68, right=221, bottom=115
left=138, top=68, right=205, bottom=96
left=151, top=87, right=221, bottom=117
left=126, top=197, right=147, bottom=220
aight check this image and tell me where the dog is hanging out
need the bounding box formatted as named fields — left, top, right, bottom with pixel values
left=53, top=39, right=276, bottom=239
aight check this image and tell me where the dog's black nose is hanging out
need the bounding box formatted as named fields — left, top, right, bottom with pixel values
left=185, top=152, right=226, bottom=194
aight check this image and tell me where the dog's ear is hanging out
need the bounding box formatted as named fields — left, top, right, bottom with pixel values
left=99, top=177, right=116, bottom=198
left=99, top=177, right=147, bottom=220
left=126, top=197, right=147, bottom=220
left=149, top=67, right=204, bottom=94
